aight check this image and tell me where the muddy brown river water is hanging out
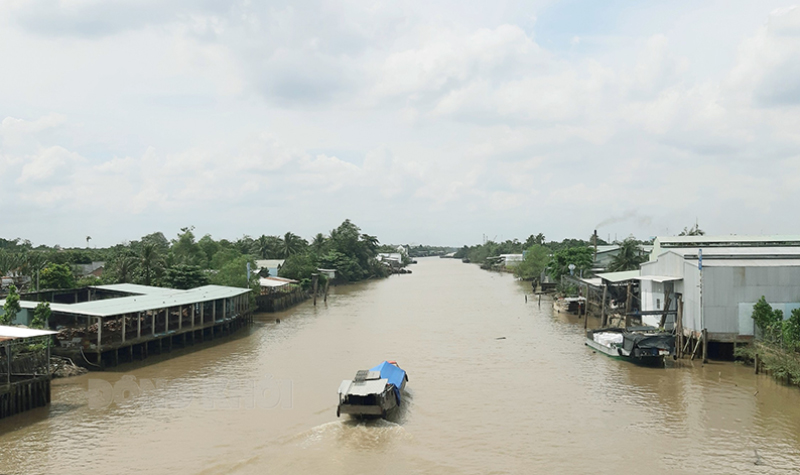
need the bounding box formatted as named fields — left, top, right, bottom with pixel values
left=2, top=257, right=800, bottom=474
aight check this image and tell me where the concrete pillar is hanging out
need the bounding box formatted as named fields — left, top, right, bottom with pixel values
left=137, top=312, right=142, bottom=339
left=178, top=305, right=182, bottom=330
left=97, top=317, right=102, bottom=350
left=121, top=314, right=126, bottom=343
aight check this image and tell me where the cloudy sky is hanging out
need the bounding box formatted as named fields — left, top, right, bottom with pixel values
left=2, top=1, right=799, bottom=247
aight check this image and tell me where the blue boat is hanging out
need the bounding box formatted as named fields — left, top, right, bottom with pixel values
left=337, top=361, right=408, bottom=418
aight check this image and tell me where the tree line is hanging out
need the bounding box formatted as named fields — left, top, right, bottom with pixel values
left=0, top=219, right=391, bottom=294
left=454, top=232, right=654, bottom=282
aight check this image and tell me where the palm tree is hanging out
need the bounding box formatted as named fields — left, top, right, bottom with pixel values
left=608, top=238, right=646, bottom=272
left=139, top=242, right=164, bottom=286
left=256, top=235, right=271, bottom=259
left=360, top=234, right=380, bottom=255
left=311, top=233, right=326, bottom=250
left=86, top=236, right=92, bottom=247
left=280, top=232, right=307, bottom=258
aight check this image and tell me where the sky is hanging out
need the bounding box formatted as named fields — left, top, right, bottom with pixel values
left=2, top=1, right=800, bottom=247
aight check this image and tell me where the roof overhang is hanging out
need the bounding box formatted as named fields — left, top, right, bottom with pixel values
left=635, top=275, right=682, bottom=283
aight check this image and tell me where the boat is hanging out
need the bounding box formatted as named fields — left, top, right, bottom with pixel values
left=337, top=361, right=408, bottom=418
left=586, top=327, right=675, bottom=366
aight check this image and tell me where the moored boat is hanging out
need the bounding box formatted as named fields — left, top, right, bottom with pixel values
left=337, top=361, right=408, bottom=418
left=586, top=327, right=675, bottom=366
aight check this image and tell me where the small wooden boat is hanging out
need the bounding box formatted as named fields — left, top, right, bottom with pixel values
left=337, top=361, right=408, bottom=418
left=586, top=327, right=675, bottom=366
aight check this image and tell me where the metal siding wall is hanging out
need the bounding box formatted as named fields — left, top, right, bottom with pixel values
left=704, top=267, right=738, bottom=334
left=683, top=262, right=701, bottom=332
left=707, top=266, right=800, bottom=336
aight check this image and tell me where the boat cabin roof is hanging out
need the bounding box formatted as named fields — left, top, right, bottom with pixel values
left=339, top=378, right=389, bottom=396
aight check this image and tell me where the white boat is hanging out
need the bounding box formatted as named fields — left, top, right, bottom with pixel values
left=337, top=361, right=408, bottom=418
left=586, top=327, right=675, bottom=366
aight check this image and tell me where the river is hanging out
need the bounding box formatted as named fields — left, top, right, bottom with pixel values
left=2, top=257, right=800, bottom=474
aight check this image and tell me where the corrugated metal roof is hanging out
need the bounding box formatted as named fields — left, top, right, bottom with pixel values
left=635, top=275, right=682, bottom=283
left=597, top=270, right=641, bottom=283
left=660, top=247, right=800, bottom=260
left=2, top=285, right=250, bottom=318
left=658, top=235, right=800, bottom=245
left=93, top=283, right=178, bottom=296
left=702, top=259, right=800, bottom=267
left=0, top=325, right=57, bottom=340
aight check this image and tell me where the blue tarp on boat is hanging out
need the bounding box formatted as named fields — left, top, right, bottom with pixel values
left=370, top=361, right=407, bottom=403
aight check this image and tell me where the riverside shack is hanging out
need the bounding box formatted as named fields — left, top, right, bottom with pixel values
left=1, top=283, right=252, bottom=369
left=1, top=326, right=57, bottom=419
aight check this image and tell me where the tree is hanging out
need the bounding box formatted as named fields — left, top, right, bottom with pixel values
left=40, top=263, right=76, bottom=289
left=86, top=236, right=92, bottom=247
left=311, top=233, right=327, bottom=250
left=211, top=255, right=255, bottom=288
left=172, top=226, right=203, bottom=265
left=783, top=308, right=800, bottom=350
left=524, top=233, right=546, bottom=248
left=162, top=264, right=209, bottom=290
left=607, top=238, right=647, bottom=272
left=31, top=301, right=51, bottom=329
left=679, top=223, right=705, bottom=236
left=2, top=284, right=21, bottom=325
left=549, top=246, right=594, bottom=280
left=137, top=242, right=165, bottom=286
left=513, top=245, right=551, bottom=280
left=752, top=296, right=781, bottom=342
left=280, top=232, right=307, bottom=258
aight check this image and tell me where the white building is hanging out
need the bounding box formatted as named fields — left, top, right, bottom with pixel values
left=640, top=236, right=800, bottom=344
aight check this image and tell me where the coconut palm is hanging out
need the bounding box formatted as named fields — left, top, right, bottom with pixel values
left=138, top=242, right=165, bottom=286
left=280, top=232, right=307, bottom=258
left=607, top=238, right=647, bottom=272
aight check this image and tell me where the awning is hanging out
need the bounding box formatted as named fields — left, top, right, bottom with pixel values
left=0, top=325, right=57, bottom=340
left=634, top=275, right=682, bottom=283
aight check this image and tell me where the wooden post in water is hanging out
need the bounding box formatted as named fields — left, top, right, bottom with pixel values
left=675, top=296, right=683, bottom=358
left=659, top=290, right=671, bottom=329
left=702, top=328, right=708, bottom=363
left=312, top=273, right=319, bottom=306
left=754, top=353, right=760, bottom=374
left=625, top=282, right=632, bottom=329
left=600, top=285, right=608, bottom=328
left=324, top=278, right=330, bottom=303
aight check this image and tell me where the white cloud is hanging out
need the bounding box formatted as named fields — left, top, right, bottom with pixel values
left=1, top=2, right=800, bottom=246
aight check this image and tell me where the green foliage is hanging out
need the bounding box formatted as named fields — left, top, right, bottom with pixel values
left=171, top=226, right=204, bottom=266
left=549, top=246, right=594, bottom=280
left=678, top=224, right=705, bottom=236
left=752, top=296, right=782, bottom=342
left=40, top=263, right=76, bottom=289
left=211, top=248, right=243, bottom=270
left=31, top=301, right=51, bottom=329
left=513, top=245, right=551, bottom=280
left=279, top=253, right=318, bottom=281
left=2, top=284, right=21, bottom=325
left=211, top=255, right=255, bottom=288
left=77, top=275, right=103, bottom=287
left=524, top=233, right=546, bottom=248
left=783, top=308, right=800, bottom=350
left=162, top=264, right=209, bottom=290
left=607, top=238, right=647, bottom=272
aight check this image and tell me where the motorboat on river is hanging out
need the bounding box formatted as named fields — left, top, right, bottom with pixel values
left=586, top=327, right=675, bottom=366
left=337, top=361, right=408, bottom=418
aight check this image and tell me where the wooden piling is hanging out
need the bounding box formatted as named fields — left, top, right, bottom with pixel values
left=702, top=328, right=708, bottom=364
left=312, top=273, right=319, bottom=306
left=625, top=282, right=632, bottom=329
left=675, top=296, right=683, bottom=358
left=600, top=285, right=608, bottom=327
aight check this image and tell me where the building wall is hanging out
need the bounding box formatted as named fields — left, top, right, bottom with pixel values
left=703, top=265, right=800, bottom=338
